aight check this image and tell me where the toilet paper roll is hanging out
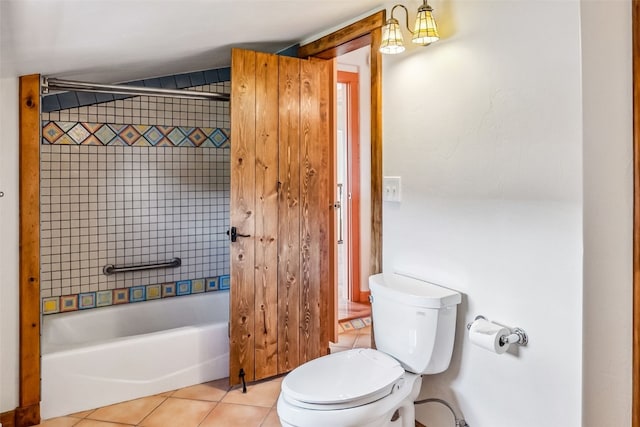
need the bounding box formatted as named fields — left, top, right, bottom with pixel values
left=468, top=318, right=511, bottom=354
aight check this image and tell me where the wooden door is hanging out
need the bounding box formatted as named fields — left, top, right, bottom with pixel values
left=230, top=48, right=334, bottom=385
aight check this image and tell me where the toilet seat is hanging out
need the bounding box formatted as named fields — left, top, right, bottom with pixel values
left=281, top=348, right=405, bottom=410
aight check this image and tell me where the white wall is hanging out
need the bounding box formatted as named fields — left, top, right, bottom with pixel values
left=382, top=0, right=584, bottom=425
left=0, top=77, right=20, bottom=412
left=581, top=0, right=632, bottom=425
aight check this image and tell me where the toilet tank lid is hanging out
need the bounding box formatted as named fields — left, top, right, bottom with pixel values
left=369, top=273, right=461, bottom=308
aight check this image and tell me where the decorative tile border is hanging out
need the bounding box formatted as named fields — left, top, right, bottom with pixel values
left=42, top=121, right=230, bottom=148
left=162, top=283, right=176, bottom=298
left=206, top=277, right=219, bottom=291
left=192, top=279, right=205, bottom=294
left=338, top=316, right=372, bottom=333
left=42, top=297, right=60, bottom=314
left=146, top=284, right=161, bottom=300
left=42, top=274, right=230, bottom=315
left=176, top=280, right=191, bottom=296
left=219, top=275, right=230, bottom=290
left=96, top=290, right=113, bottom=307
left=60, top=295, right=78, bottom=312
left=113, top=289, right=129, bottom=304
left=130, top=286, right=146, bottom=303
left=79, top=292, right=96, bottom=310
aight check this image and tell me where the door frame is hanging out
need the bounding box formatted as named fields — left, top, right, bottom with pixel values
left=299, top=9, right=385, bottom=286
left=336, top=70, right=362, bottom=303
left=14, top=74, right=42, bottom=427
left=633, top=2, right=639, bottom=426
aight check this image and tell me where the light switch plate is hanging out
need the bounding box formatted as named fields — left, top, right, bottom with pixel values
left=383, top=176, right=402, bottom=202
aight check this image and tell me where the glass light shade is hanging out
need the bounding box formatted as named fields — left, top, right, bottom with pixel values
left=380, top=18, right=405, bottom=54
left=412, top=5, right=440, bottom=45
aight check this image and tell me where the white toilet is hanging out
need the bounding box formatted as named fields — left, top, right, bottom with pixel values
left=277, top=272, right=462, bottom=427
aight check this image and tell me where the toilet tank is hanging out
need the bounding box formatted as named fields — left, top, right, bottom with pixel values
left=369, top=273, right=461, bottom=374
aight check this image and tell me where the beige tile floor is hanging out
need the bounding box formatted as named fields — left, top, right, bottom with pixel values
left=37, top=325, right=372, bottom=427
left=329, top=325, right=371, bottom=353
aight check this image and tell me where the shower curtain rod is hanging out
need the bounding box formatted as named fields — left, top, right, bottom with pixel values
left=41, top=77, right=231, bottom=102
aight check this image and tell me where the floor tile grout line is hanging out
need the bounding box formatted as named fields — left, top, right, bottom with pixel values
left=193, top=400, right=219, bottom=427
left=121, top=394, right=168, bottom=427
left=256, top=408, right=270, bottom=427
left=166, top=394, right=229, bottom=403
left=216, top=401, right=278, bottom=409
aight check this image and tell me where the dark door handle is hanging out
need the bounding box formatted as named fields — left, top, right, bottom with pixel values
left=227, top=226, right=251, bottom=242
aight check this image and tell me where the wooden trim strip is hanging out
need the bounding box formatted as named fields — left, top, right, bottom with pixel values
left=307, top=35, right=373, bottom=61
left=15, top=405, right=39, bottom=427
left=229, top=49, right=258, bottom=385
left=299, top=59, right=321, bottom=363
left=18, top=74, right=41, bottom=426
left=277, top=55, right=302, bottom=373
left=369, top=25, right=383, bottom=277
left=298, top=11, right=385, bottom=59
left=1, top=409, right=16, bottom=427
left=633, top=1, right=640, bottom=426
left=253, top=52, right=280, bottom=379
left=316, top=58, right=334, bottom=354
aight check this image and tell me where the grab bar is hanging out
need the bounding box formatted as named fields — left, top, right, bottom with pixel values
left=102, top=257, right=181, bottom=276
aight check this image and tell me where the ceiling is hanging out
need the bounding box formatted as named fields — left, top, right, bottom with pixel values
left=0, top=0, right=384, bottom=83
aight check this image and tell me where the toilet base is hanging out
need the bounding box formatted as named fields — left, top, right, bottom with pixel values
left=277, top=372, right=422, bottom=427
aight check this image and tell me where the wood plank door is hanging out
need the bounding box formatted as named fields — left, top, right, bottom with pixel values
left=230, top=48, right=334, bottom=385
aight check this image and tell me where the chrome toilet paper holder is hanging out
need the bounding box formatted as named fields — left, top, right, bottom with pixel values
left=466, top=315, right=528, bottom=346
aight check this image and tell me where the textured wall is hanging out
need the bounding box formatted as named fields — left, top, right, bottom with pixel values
left=382, top=0, right=584, bottom=425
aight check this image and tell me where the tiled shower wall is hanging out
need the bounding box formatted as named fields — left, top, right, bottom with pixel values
left=40, top=82, right=231, bottom=313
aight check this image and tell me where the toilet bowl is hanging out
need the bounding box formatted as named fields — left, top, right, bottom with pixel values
left=277, top=355, right=421, bottom=427
left=277, top=273, right=462, bottom=427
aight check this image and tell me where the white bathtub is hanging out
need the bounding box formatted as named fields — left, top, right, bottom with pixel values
left=41, top=291, right=229, bottom=419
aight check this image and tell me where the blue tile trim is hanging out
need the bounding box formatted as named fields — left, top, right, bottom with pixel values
left=95, top=92, right=115, bottom=103
left=217, top=68, right=230, bottom=82
left=159, top=76, right=177, bottom=89
left=57, top=91, right=79, bottom=109
left=42, top=95, right=60, bottom=112
left=143, top=78, right=162, bottom=88
left=76, top=91, right=97, bottom=106
left=189, top=71, right=206, bottom=87
left=175, top=73, right=191, bottom=89
left=277, top=44, right=300, bottom=57
left=126, top=79, right=145, bottom=87
left=42, top=66, right=232, bottom=112
left=203, top=69, right=219, bottom=84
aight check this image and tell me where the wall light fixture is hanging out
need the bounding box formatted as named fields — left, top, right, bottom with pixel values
left=380, top=1, right=439, bottom=54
